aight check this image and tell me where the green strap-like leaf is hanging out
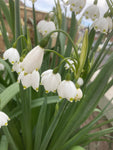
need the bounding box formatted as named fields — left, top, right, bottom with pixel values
left=0, top=135, right=8, bottom=150
left=0, top=0, right=12, bottom=31
left=0, top=10, right=10, bottom=48
left=34, top=98, right=47, bottom=150
left=0, top=82, right=19, bottom=110
left=0, top=59, right=16, bottom=83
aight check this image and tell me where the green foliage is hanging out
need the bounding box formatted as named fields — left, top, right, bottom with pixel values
left=0, top=0, right=113, bottom=150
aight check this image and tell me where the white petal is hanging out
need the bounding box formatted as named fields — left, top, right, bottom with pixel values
left=12, top=62, right=22, bottom=74
left=0, top=111, right=9, bottom=127
left=18, top=71, right=32, bottom=89
left=20, top=46, right=44, bottom=73
left=75, top=88, right=83, bottom=101
left=31, top=70, right=40, bottom=91
left=106, top=17, right=112, bottom=31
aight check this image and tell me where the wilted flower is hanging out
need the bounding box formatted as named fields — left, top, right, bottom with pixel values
left=92, top=17, right=108, bottom=34
left=106, top=17, right=112, bottom=31
left=67, top=0, right=86, bottom=14
left=37, top=20, right=57, bottom=38
left=57, top=80, right=77, bottom=102
left=3, top=48, right=20, bottom=64
left=77, top=77, right=84, bottom=86
left=20, top=45, right=44, bottom=74
left=41, top=69, right=61, bottom=93
left=0, top=111, right=10, bottom=128
left=18, top=70, right=40, bottom=92
left=0, top=63, right=4, bottom=71
left=84, top=5, right=100, bottom=20
left=75, top=88, right=83, bottom=101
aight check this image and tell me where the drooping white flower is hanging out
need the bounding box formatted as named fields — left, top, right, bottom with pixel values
left=106, top=17, right=112, bottom=31
left=37, top=20, right=57, bottom=38
left=49, top=12, right=54, bottom=18
left=77, top=77, right=84, bottom=86
left=20, top=45, right=44, bottom=74
left=92, top=17, right=108, bottom=34
left=68, top=0, right=86, bottom=14
left=84, top=5, right=100, bottom=21
left=57, top=80, right=77, bottom=102
left=12, top=62, right=22, bottom=74
left=0, top=111, right=10, bottom=128
left=41, top=69, right=61, bottom=93
left=3, top=48, right=20, bottom=64
left=0, top=63, right=4, bottom=71
left=18, top=70, right=40, bottom=92
left=75, top=88, right=83, bottom=101
left=64, top=59, right=76, bottom=72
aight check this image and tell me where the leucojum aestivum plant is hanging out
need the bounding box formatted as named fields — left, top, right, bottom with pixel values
left=0, top=0, right=113, bottom=149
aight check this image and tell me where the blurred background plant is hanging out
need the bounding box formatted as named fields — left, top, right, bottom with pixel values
left=0, top=0, right=113, bottom=150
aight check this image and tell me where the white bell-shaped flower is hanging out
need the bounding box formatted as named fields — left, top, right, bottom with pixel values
left=41, top=69, right=61, bottom=93
left=37, top=20, right=57, bottom=38
left=37, top=20, right=47, bottom=33
left=49, top=12, right=54, bottom=18
left=69, top=0, right=86, bottom=14
left=75, top=88, right=83, bottom=101
left=84, top=5, right=100, bottom=20
left=12, top=62, right=22, bottom=74
left=93, top=17, right=108, bottom=34
left=18, top=70, right=40, bottom=91
left=0, top=63, right=4, bottom=71
left=64, top=59, right=76, bottom=72
left=57, top=80, right=77, bottom=102
left=106, top=17, right=112, bottom=31
left=77, top=77, right=84, bottom=86
left=3, top=48, right=20, bottom=64
left=0, top=111, right=10, bottom=128
left=20, top=45, right=44, bottom=74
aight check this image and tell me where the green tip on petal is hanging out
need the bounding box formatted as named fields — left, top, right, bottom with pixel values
left=45, top=90, right=49, bottom=93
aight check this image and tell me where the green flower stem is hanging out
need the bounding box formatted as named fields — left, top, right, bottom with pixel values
left=20, top=85, right=32, bottom=150
left=15, top=0, right=22, bottom=54
left=13, top=35, right=27, bottom=48
left=49, top=29, right=79, bottom=61
left=33, top=3, right=38, bottom=45
left=45, top=49, right=76, bottom=76
left=24, top=0, right=27, bottom=38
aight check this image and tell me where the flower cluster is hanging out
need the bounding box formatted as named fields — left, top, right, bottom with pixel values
left=66, top=0, right=86, bottom=14
left=3, top=46, right=83, bottom=102
left=41, top=69, right=83, bottom=102
left=0, top=111, right=10, bottom=128
left=83, top=3, right=113, bottom=34
left=37, top=20, right=57, bottom=38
